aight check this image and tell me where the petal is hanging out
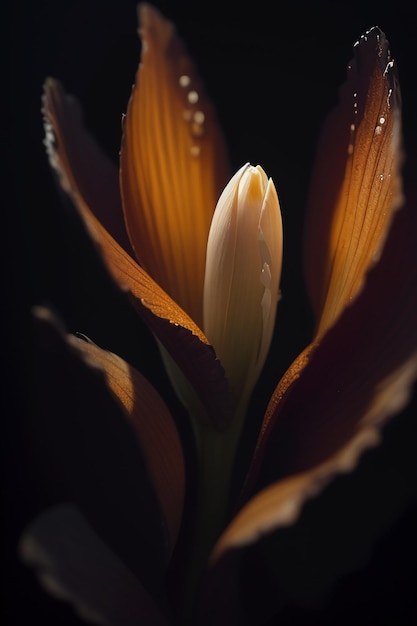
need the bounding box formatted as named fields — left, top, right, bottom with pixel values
left=42, top=81, right=230, bottom=430
left=66, top=329, right=185, bottom=556
left=120, top=4, right=230, bottom=327
left=213, top=431, right=391, bottom=561
left=203, top=164, right=283, bottom=410
left=243, top=184, right=417, bottom=499
left=20, top=504, right=170, bottom=626
left=303, top=27, right=403, bottom=337
left=199, top=398, right=417, bottom=624
left=32, top=306, right=176, bottom=590
left=42, top=78, right=133, bottom=254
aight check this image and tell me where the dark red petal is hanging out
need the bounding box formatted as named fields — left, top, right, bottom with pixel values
left=245, top=189, right=417, bottom=496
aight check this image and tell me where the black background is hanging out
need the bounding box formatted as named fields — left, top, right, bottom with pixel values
left=5, top=1, right=417, bottom=624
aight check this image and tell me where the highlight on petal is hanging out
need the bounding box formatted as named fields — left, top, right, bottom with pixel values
left=203, top=163, right=283, bottom=411
left=120, top=3, right=230, bottom=327
left=213, top=434, right=377, bottom=563
left=42, top=80, right=230, bottom=430
left=303, top=27, right=403, bottom=337
left=42, top=78, right=133, bottom=254
left=19, top=504, right=171, bottom=626
left=66, top=331, right=185, bottom=555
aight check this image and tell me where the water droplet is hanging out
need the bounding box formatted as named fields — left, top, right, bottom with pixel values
left=348, top=144, right=354, bottom=155
left=179, top=75, right=191, bottom=88
left=379, top=116, right=385, bottom=125
left=260, top=262, right=271, bottom=289
left=350, top=123, right=355, bottom=132
left=384, top=60, right=394, bottom=77
left=375, top=125, right=382, bottom=135
left=190, top=145, right=200, bottom=157
left=379, top=173, right=385, bottom=181
left=193, top=110, right=205, bottom=124
left=187, top=90, right=199, bottom=104
left=191, top=122, right=204, bottom=138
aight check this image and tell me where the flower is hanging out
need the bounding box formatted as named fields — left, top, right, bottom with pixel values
left=20, top=5, right=417, bottom=626
left=204, top=163, right=283, bottom=415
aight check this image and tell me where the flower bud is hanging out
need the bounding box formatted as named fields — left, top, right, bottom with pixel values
left=203, top=163, right=283, bottom=412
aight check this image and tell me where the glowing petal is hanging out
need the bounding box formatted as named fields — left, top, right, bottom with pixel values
left=304, top=27, right=402, bottom=337
left=203, top=163, right=283, bottom=410
left=120, top=3, right=230, bottom=326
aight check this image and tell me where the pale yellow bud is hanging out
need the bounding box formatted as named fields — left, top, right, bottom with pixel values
left=203, top=163, right=283, bottom=412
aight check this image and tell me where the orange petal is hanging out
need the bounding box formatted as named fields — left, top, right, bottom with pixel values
left=42, top=78, right=133, bottom=255
left=20, top=504, right=171, bottom=626
left=42, top=79, right=230, bottom=430
left=303, top=27, right=403, bottom=337
left=66, top=331, right=185, bottom=556
left=120, top=4, right=230, bottom=326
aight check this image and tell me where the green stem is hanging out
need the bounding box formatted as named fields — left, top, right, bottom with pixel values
left=181, top=405, right=246, bottom=624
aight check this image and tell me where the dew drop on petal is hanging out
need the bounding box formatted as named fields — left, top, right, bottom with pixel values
left=260, top=262, right=272, bottom=289
left=187, top=90, right=199, bottom=104
left=183, top=109, right=192, bottom=122
left=179, top=75, right=191, bottom=88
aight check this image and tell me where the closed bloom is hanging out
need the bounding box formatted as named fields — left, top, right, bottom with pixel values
left=21, top=5, right=417, bottom=626
left=204, top=163, right=283, bottom=412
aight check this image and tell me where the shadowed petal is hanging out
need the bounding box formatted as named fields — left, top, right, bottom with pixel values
left=20, top=504, right=171, bottom=626
left=198, top=398, right=417, bottom=625
left=120, top=4, right=230, bottom=326
left=66, top=329, right=185, bottom=555
left=244, top=185, right=417, bottom=498
left=42, top=80, right=231, bottom=430
left=304, top=27, right=403, bottom=337
left=32, top=306, right=174, bottom=591
left=43, top=78, right=133, bottom=254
